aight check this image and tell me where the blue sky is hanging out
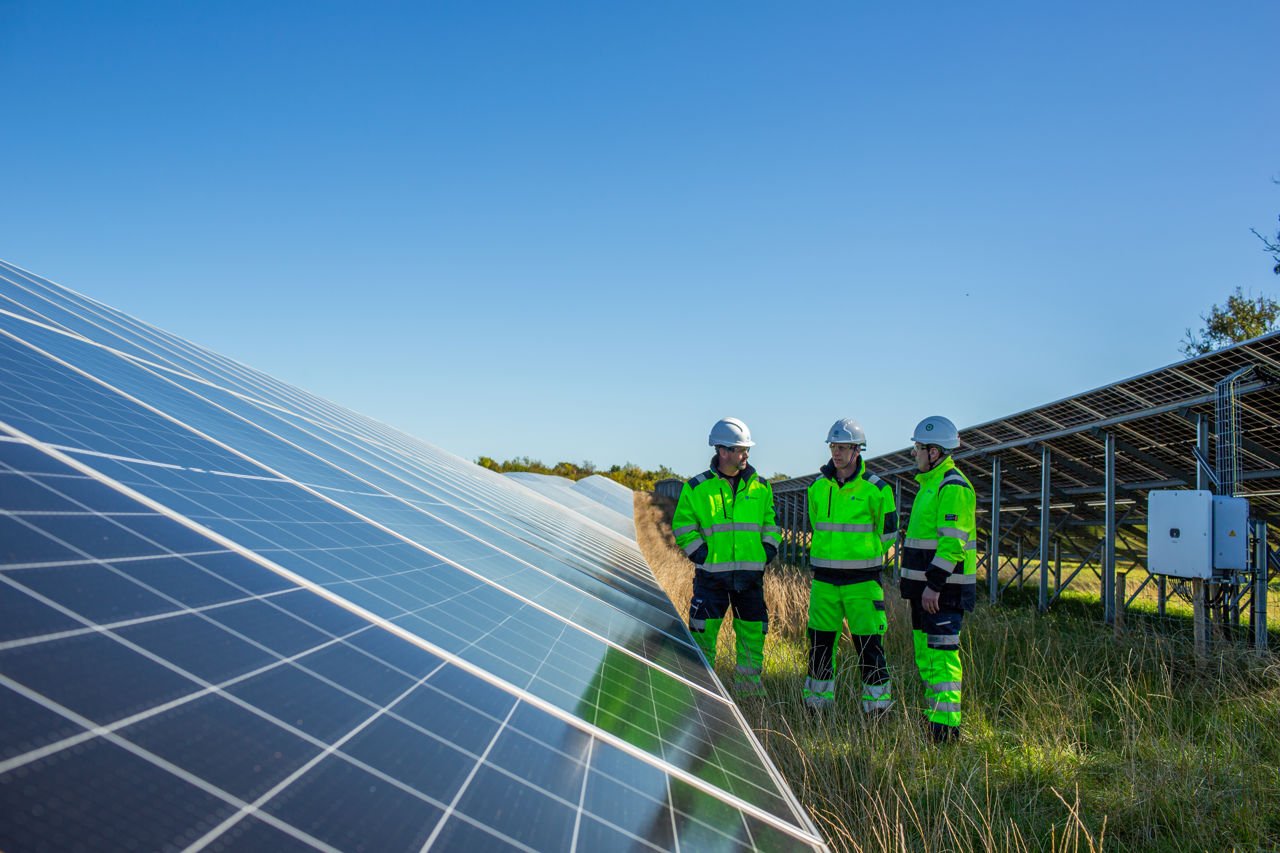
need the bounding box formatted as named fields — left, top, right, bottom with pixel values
left=2, top=2, right=1278, bottom=480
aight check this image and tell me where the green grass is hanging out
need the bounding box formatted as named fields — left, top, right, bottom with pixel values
left=715, top=591, right=1280, bottom=853
left=634, top=496, right=1280, bottom=851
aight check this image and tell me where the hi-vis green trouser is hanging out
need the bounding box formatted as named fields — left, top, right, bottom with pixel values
left=689, top=569, right=768, bottom=696
left=803, top=579, right=892, bottom=712
left=911, top=604, right=963, bottom=732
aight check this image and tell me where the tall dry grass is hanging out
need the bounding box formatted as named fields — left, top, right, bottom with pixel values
left=634, top=492, right=1280, bottom=853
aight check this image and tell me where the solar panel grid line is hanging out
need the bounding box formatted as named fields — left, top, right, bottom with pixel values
left=3, top=426, right=821, bottom=847
left=188, top=664, right=447, bottom=853
left=0, top=291, right=215, bottom=396
left=0, top=672, right=347, bottom=852
left=5, top=522, right=793, bottom=845
left=417, top=701, right=542, bottom=853
left=132, top=361, right=660, bottom=594
left=0, top=325, right=707, bottom=695
left=0, top=569, right=297, bottom=656
left=0, top=492, right=460, bottom=774
left=0, top=263, right=285, bottom=409
left=0, top=540, right=481, bottom=848
left=568, top=735, right=596, bottom=852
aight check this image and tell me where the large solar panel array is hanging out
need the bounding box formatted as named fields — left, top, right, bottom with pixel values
left=0, top=259, right=826, bottom=852
left=774, top=331, right=1280, bottom=573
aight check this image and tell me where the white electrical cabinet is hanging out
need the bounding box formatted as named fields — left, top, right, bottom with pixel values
left=1147, top=490, right=1251, bottom=578
left=1148, top=490, right=1213, bottom=579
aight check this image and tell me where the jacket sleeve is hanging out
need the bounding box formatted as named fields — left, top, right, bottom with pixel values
left=927, top=483, right=973, bottom=588
left=672, top=483, right=706, bottom=559
left=760, top=480, right=781, bottom=549
left=878, top=482, right=899, bottom=556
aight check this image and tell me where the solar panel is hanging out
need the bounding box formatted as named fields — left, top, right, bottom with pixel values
left=0, top=259, right=827, bottom=852
left=506, top=472, right=637, bottom=539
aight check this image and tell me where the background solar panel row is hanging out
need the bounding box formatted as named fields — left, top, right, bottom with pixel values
left=0, top=259, right=827, bottom=852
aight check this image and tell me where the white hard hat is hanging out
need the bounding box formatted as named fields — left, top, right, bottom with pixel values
left=708, top=417, right=755, bottom=448
left=911, top=415, right=960, bottom=450
left=826, top=418, right=866, bottom=447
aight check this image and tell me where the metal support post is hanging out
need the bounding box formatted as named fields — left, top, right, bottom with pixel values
left=778, top=499, right=788, bottom=563
left=990, top=455, right=1001, bottom=605
left=1196, top=413, right=1211, bottom=491
left=1193, top=578, right=1208, bottom=661
left=1054, top=541, right=1061, bottom=593
left=783, top=494, right=793, bottom=560
left=1114, top=573, right=1126, bottom=638
left=1104, top=431, right=1117, bottom=624
left=1255, top=519, right=1269, bottom=652
left=1039, top=444, right=1051, bottom=612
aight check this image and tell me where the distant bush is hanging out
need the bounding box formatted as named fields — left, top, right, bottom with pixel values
left=476, top=455, right=680, bottom=491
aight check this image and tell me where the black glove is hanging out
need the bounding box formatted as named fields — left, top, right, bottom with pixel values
left=689, top=543, right=709, bottom=565
left=763, top=543, right=778, bottom=564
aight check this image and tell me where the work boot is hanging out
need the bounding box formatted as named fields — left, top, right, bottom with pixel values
left=928, top=721, right=959, bottom=744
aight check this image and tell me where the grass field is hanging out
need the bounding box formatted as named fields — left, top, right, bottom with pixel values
left=634, top=494, right=1280, bottom=853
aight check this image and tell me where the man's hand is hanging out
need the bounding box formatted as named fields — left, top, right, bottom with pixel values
left=922, top=587, right=941, bottom=614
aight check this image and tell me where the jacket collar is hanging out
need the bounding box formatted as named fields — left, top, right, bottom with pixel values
left=711, top=456, right=756, bottom=484
left=914, top=454, right=955, bottom=486
left=820, top=456, right=864, bottom=483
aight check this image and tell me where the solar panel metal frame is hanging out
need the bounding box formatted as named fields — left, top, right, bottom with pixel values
left=772, top=331, right=1280, bottom=615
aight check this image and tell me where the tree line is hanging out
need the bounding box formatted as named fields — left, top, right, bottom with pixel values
left=476, top=456, right=682, bottom=492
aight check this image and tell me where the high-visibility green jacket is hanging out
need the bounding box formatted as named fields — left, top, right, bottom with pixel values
left=673, top=462, right=780, bottom=573
left=899, top=456, right=977, bottom=611
left=807, top=457, right=898, bottom=585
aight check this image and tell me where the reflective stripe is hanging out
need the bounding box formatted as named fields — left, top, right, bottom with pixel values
left=964, top=541, right=977, bottom=551
left=881, top=533, right=897, bottom=543
left=810, top=557, right=884, bottom=570
left=804, top=677, right=835, bottom=695
left=683, top=538, right=707, bottom=556
left=929, top=700, right=962, bottom=713
left=689, top=618, right=706, bottom=631
left=906, top=568, right=976, bottom=585
left=805, top=695, right=833, bottom=709
left=938, top=526, right=969, bottom=542
left=735, top=664, right=762, bottom=676
left=927, top=634, right=961, bottom=646
left=673, top=524, right=698, bottom=537
left=931, top=555, right=957, bottom=572
left=700, top=561, right=766, bottom=573
left=763, top=525, right=781, bottom=536
left=814, top=522, right=875, bottom=533
left=904, top=538, right=938, bottom=550
left=929, top=681, right=962, bottom=693
left=862, top=698, right=894, bottom=711
left=864, top=682, right=891, bottom=698
left=703, top=522, right=766, bottom=533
